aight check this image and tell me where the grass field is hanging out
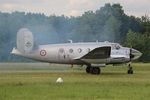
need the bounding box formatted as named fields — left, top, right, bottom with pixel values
left=0, top=63, right=150, bottom=100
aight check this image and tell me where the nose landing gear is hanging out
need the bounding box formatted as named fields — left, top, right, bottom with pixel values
left=127, top=64, right=133, bottom=74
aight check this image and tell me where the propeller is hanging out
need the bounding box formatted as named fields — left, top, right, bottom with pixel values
left=129, top=46, right=134, bottom=61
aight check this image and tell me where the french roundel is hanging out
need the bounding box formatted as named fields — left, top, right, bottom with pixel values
left=40, top=50, right=47, bottom=56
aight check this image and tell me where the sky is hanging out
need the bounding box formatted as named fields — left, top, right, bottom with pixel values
left=0, top=0, right=149, bottom=17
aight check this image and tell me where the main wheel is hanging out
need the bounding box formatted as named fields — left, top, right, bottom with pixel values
left=91, top=67, right=100, bottom=75
left=128, top=69, right=133, bottom=74
left=86, top=66, right=91, bottom=73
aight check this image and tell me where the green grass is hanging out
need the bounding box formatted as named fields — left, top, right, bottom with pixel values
left=0, top=63, right=150, bottom=100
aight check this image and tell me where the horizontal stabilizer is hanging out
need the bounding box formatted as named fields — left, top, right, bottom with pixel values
left=11, top=48, right=22, bottom=55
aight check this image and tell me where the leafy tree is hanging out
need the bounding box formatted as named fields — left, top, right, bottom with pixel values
left=125, top=30, right=150, bottom=62
left=0, top=3, right=149, bottom=62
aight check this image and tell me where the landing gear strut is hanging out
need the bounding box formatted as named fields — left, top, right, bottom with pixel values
left=86, top=65, right=101, bottom=75
left=127, top=64, right=133, bottom=74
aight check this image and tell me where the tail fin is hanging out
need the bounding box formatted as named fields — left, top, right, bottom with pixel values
left=17, top=28, right=34, bottom=53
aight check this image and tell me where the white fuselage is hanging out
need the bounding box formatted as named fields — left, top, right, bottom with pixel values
left=12, top=42, right=142, bottom=65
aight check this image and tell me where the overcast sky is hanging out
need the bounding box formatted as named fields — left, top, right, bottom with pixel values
left=0, top=0, right=149, bottom=17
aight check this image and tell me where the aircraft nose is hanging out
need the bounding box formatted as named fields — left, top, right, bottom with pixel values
left=130, top=48, right=142, bottom=60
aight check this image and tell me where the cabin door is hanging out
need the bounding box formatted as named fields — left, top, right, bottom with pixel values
left=58, top=48, right=66, bottom=63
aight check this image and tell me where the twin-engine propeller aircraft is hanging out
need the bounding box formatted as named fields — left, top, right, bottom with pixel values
left=11, top=28, right=142, bottom=75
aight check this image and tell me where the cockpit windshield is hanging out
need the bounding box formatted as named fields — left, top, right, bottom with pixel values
left=111, top=43, right=121, bottom=50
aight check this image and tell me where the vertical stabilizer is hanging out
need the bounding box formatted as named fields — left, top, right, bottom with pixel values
left=17, top=28, right=34, bottom=53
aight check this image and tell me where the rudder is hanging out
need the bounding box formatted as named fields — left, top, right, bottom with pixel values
left=17, top=28, right=34, bottom=53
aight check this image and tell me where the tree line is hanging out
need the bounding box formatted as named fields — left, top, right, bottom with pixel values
left=0, top=3, right=149, bottom=62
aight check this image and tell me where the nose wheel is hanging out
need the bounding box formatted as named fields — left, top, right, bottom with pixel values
left=127, top=64, right=133, bottom=74
left=86, top=65, right=101, bottom=75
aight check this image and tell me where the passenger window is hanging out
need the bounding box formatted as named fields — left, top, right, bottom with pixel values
left=87, top=48, right=90, bottom=52
left=59, top=48, right=64, bottom=53
left=69, top=49, right=73, bottom=53
left=78, top=48, right=82, bottom=53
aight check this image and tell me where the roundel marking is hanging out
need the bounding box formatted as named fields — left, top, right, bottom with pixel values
left=40, top=50, right=47, bottom=56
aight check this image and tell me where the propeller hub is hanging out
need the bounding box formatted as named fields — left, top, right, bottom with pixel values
left=130, top=48, right=142, bottom=60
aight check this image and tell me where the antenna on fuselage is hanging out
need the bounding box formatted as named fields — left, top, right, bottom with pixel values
left=68, top=39, right=73, bottom=43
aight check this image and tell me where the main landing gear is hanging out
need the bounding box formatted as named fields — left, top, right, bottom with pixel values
left=127, top=64, right=133, bottom=74
left=86, top=65, right=101, bottom=75
left=86, top=64, right=134, bottom=75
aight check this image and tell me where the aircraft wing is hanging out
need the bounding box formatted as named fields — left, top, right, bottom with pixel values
left=74, top=46, right=111, bottom=60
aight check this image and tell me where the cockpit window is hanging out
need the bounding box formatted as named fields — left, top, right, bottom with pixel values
left=116, top=45, right=120, bottom=50
left=112, top=44, right=121, bottom=50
